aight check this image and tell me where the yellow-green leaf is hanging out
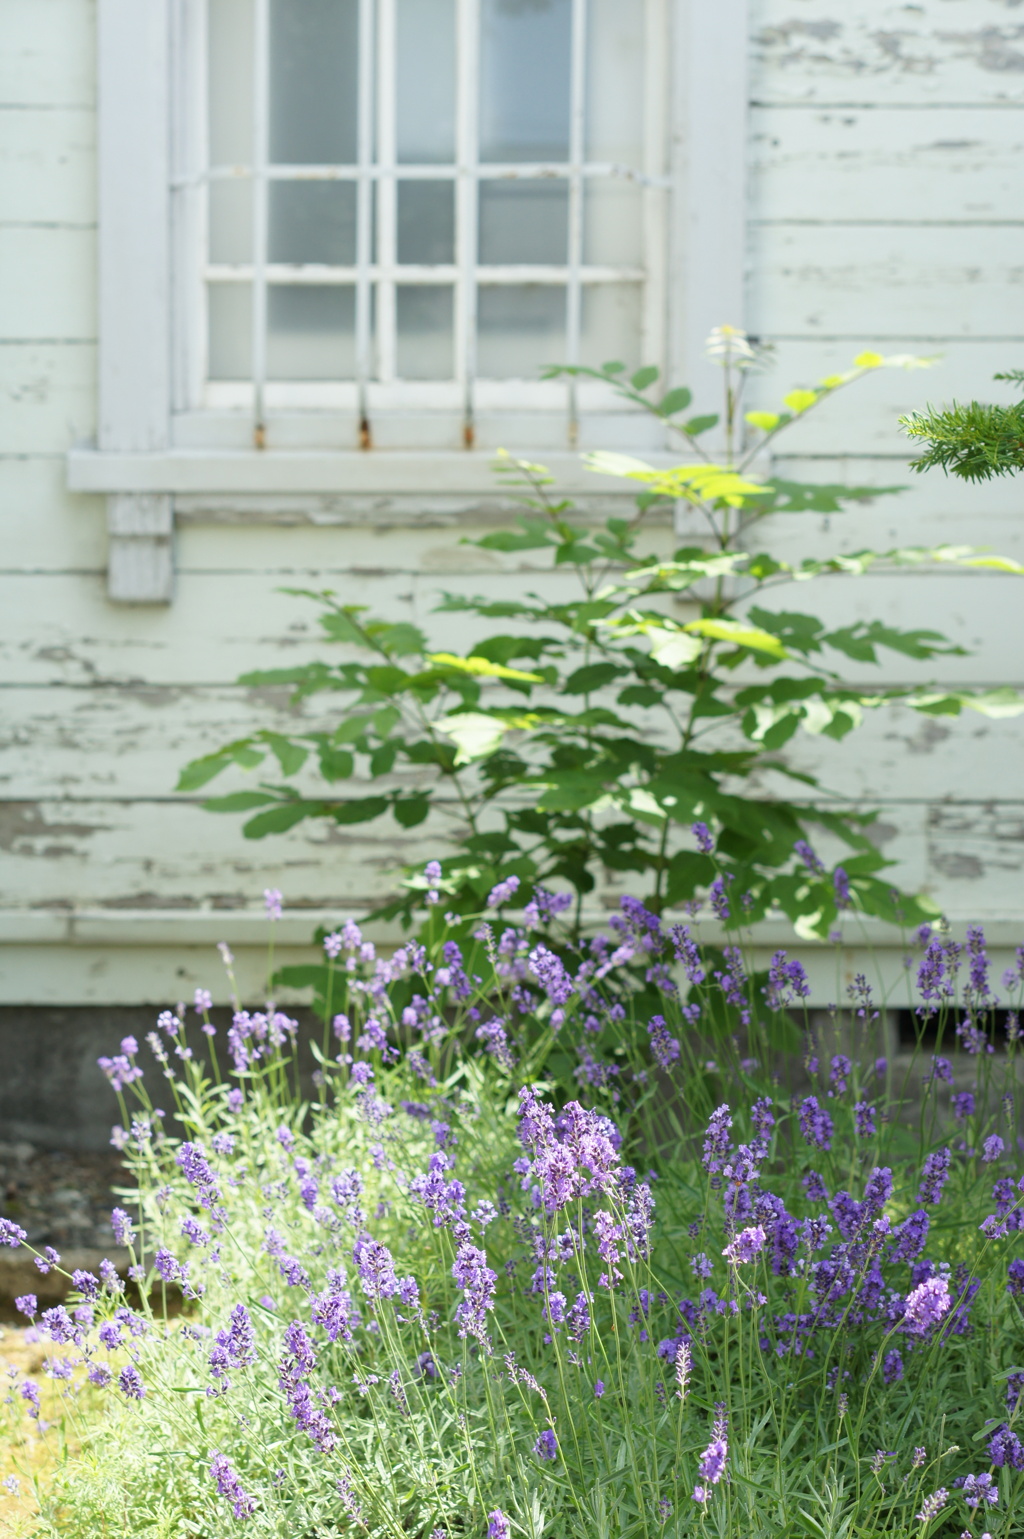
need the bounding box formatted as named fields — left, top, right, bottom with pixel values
left=683, top=618, right=788, bottom=658
left=854, top=351, right=884, bottom=369
left=782, top=389, right=818, bottom=415
left=645, top=626, right=705, bottom=670
left=435, top=712, right=516, bottom=764
left=745, top=410, right=780, bottom=433
left=427, top=652, right=543, bottom=682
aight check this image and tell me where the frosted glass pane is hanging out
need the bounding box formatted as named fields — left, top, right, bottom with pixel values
left=269, top=0, right=360, bottom=164
left=269, top=183, right=357, bottom=264
left=397, top=287, right=454, bottom=379
left=479, top=182, right=568, bottom=265
left=580, top=284, right=642, bottom=372
left=267, top=286, right=356, bottom=378
left=584, top=183, right=643, bottom=267
left=208, top=283, right=252, bottom=379
left=208, top=0, right=253, bottom=164
left=209, top=180, right=252, bottom=264
left=478, top=285, right=565, bottom=378
left=398, top=183, right=455, bottom=264
left=480, top=0, right=571, bottom=163
left=586, top=0, right=645, bottom=166
left=397, top=0, right=456, bottom=164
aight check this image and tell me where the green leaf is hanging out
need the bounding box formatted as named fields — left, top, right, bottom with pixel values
left=176, top=753, right=235, bottom=792
left=332, top=716, right=374, bottom=745
left=747, top=609, right=825, bottom=655
left=370, top=742, right=399, bottom=776
left=319, top=610, right=371, bottom=645
left=372, top=623, right=422, bottom=657
left=202, top=791, right=279, bottom=812
left=393, top=795, right=430, bottom=828
left=262, top=733, right=309, bottom=776
left=242, top=802, right=322, bottom=839
left=563, top=663, right=626, bottom=695
left=316, top=747, right=354, bottom=782
left=426, top=652, right=543, bottom=683
left=683, top=414, right=719, bottom=437
left=685, top=618, right=789, bottom=659
left=475, top=521, right=556, bottom=553
left=365, top=665, right=412, bottom=695
left=630, top=365, right=659, bottom=391
left=658, top=386, right=692, bottom=417
left=331, top=797, right=390, bottom=825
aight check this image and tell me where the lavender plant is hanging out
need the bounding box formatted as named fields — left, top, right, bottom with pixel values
left=3, top=882, right=1024, bottom=1539
left=179, top=329, right=1024, bottom=947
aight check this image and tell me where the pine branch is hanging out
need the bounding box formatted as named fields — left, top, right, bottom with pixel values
left=900, top=372, right=1024, bottom=481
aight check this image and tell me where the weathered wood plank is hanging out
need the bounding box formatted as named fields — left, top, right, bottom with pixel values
left=0, top=459, right=105, bottom=570
left=0, top=0, right=96, bottom=109
left=750, top=222, right=1024, bottom=340
left=0, top=342, right=96, bottom=453
left=0, top=227, right=96, bottom=340
left=0, top=106, right=96, bottom=225
left=752, top=0, right=1024, bottom=106
left=4, top=683, right=1024, bottom=805
left=751, top=103, right=1024, bottom=222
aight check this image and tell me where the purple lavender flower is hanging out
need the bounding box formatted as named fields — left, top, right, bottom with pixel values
left=722, top=1225, right=766, bottom=1265
left=1007, top=1259, right=1024, bottom=1296
left=882, top=1350, right=903, bottom=1384
left=890, top=1209, right=929, bottom=1262
left=904, top=1275, right=951, bottom=1332
left=14, top=1295, right=36, bottom=1319
left=854, top=1101, right=877, bottom=1138
left=647, top=1015, right=680, bottom=1071
left=829, top=1055, right=851, bottom=1096
left=527, top=946, right=574, bottom=1007
left=990, top=1425, right=1024, bottom=1471
left=452, top=1241, right=496, bottom=1343
left=20, top=1381, right=40, bottom=1419
left=916, top=1490, right=948, bottom=1524
left=118, top=1365, right=145, bottom=1399
left=210, top=1452, right=256, bottom=1520
left=983, top=1134, right=1005, bottom=1163
left=918, top=1148, right=952, bottom=1206
left=692, top=821, right=714, bottom=854
left=110, top=1208, right=134, bottom=1247
left=798, top=1097, right=833, bottom=1151
left=959, top=1473, right=998, bottom=1510
left=833, top=867, right=851, bottom=908
left=952, top=1091, right=975, bottom=1121
left=264, top=887, right=283, bottom=920
left=533, top=1429, right=558, bottom=1462
left=487, top=1511, right=510, bottom=1539
left=693, top=1434, right=728, bottom=1502
left=487, top=875, right=521, bottom=908
left=702, top=1105, right=733, bottom=1175
left=708, top=876, right=731, bottom=921
left=795, top=839, right=824, bottom=875
left=765, top=951, right=811, bottom=1009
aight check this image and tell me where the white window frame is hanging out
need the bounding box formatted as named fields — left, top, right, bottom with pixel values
left=70, top=0, right=748, bottom=602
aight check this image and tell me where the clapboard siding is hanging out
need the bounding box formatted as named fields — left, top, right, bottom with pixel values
left=2, top=0, right=1024, bottom=1002
left=752, top=0, right=1024, bottom=105
left=751, top=104, right=1024, bottom=223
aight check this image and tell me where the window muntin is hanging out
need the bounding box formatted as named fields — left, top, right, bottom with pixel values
left=179, top=0, right=665, bottom=440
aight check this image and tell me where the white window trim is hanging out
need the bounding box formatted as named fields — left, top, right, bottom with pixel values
left=73, top=0, right=748, bottom=603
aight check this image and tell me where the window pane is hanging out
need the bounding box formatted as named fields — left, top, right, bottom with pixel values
left=208, top=0, right=253, bottom=165
left=398, top=182, right=455, bottom=265
left=586, top=0, right=645, bottom=165
left=479, top=182, right=568, bottom=265
left=269, top=0, right=360, bottom=164
left=397, top=0, right=456, bottom=164
left=584, top=183, right=643, bottom=267
left=208, top=283, right=252, bottom=379
left=580, top=284, right=642, bottom=372
left=478, top=285, right=565, bottom=378
left=480, top=0, right=571, bottom=163
left=267, top=286, right=356, bottom=378
left=209, top=180, right=252, bottom=265
left=397, top=287, right=454, bottom=379
left=269, top=182, right=357, bottom=265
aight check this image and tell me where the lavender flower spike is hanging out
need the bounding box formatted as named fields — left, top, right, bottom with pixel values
left=904, top=1276, right=952, bottom=1332
left=722, top=1224, right=766, bottom=1265
left=487, top=1512, right=510, bottom=1539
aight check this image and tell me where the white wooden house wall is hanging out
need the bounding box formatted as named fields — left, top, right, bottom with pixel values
left=1, top=0, right=1023, bottom=1007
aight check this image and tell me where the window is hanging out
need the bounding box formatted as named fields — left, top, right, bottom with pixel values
left=75, top=0, right=747, bottom=601
left=173, top=0, right=667, bottom=448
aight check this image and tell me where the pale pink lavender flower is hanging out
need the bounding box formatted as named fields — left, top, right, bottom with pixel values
left=264, top=888, right=283, bottom=920
left=674, top=1341, right=692, bottom=1400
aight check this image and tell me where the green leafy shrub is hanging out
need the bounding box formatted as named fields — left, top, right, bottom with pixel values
left=180, top=331, right=1024, bottom=939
